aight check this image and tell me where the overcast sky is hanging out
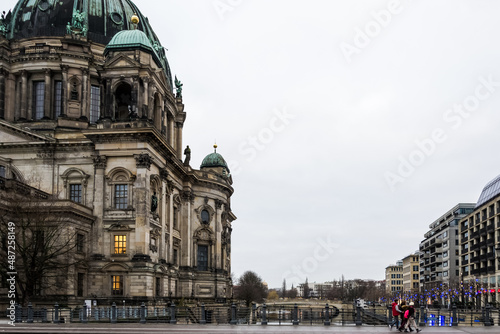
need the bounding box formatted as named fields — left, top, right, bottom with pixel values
left=5, top=0, right=500, bottom=288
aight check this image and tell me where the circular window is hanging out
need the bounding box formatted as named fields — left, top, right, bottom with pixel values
left=201, top=210, right=210, bottom=224
left=38, top=0, right=50, bottom=11
left=110, top=12, right=123, bottom=25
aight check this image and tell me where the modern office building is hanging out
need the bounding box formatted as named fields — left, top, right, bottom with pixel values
left=460, top=175, right=500, bottom=305
left=419, top=203, right=475, bottom=296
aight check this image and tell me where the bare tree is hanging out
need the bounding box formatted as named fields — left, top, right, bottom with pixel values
left=0, top=179, right=90, bottom=305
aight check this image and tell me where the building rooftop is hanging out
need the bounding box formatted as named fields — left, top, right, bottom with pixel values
left=475, top=174, right=500, bottom=208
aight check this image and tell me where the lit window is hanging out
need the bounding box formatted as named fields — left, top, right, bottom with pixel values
left=112, top=275, right=123, bottom=295
left=70, top=184, right=82, bottom=203
left=33, top=81, right=45, bottom=120
left=114, top=235, right=126, bottom=254
left=114, top=184, right=128, bottom=209
left=90, top=85, right=100, bottom=123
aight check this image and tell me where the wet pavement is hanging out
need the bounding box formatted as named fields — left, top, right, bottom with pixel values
left=0, top=323, right=499, bottom=334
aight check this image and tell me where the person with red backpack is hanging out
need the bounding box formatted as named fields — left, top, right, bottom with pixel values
left=389, top=299, right=402, bottom=330
left=403, top=302, right=421, bottom=333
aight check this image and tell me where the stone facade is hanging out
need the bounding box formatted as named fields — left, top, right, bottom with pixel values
left=0, top=0, right=236, bottom=306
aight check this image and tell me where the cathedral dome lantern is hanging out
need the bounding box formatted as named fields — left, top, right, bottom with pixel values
left=200, top=145, right=231, bottom=177
left=105, top=29, right=163, bottom=69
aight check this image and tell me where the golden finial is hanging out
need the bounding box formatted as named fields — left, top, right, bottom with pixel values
left=131, top=13, right=140, bottom=26
left=214, top=143, right=217, bottom=153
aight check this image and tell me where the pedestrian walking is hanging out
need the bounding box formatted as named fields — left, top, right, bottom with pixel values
left=403, top=302, right=421, bottom=333
left=389, top=299, right=402, bottom=330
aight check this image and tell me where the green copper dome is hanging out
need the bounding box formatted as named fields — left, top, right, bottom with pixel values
left=200, top=152, right=230, bottom=172
left=106, top=29, right=153, bottom=51
left=3, top=0, right=172, bottom=88
left=105, top=29, right=163, bottom=67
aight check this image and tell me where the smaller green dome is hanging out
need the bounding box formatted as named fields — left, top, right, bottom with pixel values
left=105, top=29, right=154, bottom=53
left=200, top=152, right=230, bottom=172
left=105, top=29, right=164, bottom=70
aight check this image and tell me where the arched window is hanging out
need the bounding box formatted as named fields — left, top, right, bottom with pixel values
left=115, top=82, right=132, bottom=120
left=106, top=168, right=135, bottom=210
left=61, top=168, right=89, bottom=205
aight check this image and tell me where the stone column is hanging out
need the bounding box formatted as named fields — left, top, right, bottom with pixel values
left=131, top=76, right=139, bottom=117
left=148, top=84, right=155, bottom=120
left=20, top=70, right=28, bottom=120
left=81, top=68, right=89, bottom=120
left=44, top=68, right=51, bottom=119
left=159, top=169, right=169, bottom=260
left=92, top=155, right=107, bottom=255
left=134, top=153, right=153, bottom=256
left=0, top=69, right=5, bottom=119
left=168, top=192, right=174, bottom=263
left=105, top=79, right=112, bottom=119
left=181, top=191, right=193, bottom=266
left=60, top=65, right=68, bottom=117
left=142, top=77, right=149, bottom=119
left=5, top=72, right=15, bottom=121
left=14, top=75, right=21, bottom=120
left=175, top=122, right=183, bottom=159
left=215, top=200, right=222, bottom=271
left=169, top=116, right=175, bottom=147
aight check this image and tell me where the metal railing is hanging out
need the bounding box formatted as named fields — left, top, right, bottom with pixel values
left=6, top=302, right=499, bottom=326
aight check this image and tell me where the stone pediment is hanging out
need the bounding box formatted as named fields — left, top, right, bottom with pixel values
left=104, top=54, right=141, bottom=69
left=0, top=120, right=54, bottom=144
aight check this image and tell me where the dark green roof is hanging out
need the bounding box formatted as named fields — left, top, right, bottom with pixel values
left=4, top=0, right=172, bottom=89
left=200, top=152, right=230, bottom=172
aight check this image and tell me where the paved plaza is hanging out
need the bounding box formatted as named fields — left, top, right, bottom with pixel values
left=0, top=323, right=499, bottom=334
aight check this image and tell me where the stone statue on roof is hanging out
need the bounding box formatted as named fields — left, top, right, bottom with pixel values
left=175, top=76, right=183, bottom=99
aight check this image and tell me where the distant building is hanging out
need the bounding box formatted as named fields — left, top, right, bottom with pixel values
left=419, top=203, right=474, bottom=297
left=385, top=260, right=403, bottom=295
left=460, top=175, right=500, bottom=305
left=297, top=281, right=332, bottom=298
left=402, top=253, right=420, bottom=294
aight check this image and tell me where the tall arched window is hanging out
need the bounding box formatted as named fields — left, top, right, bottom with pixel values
left=115, top=82, right=132, bottom=120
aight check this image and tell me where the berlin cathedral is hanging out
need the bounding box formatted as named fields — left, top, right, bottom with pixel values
left=0, top=0, right=236, bottom=307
